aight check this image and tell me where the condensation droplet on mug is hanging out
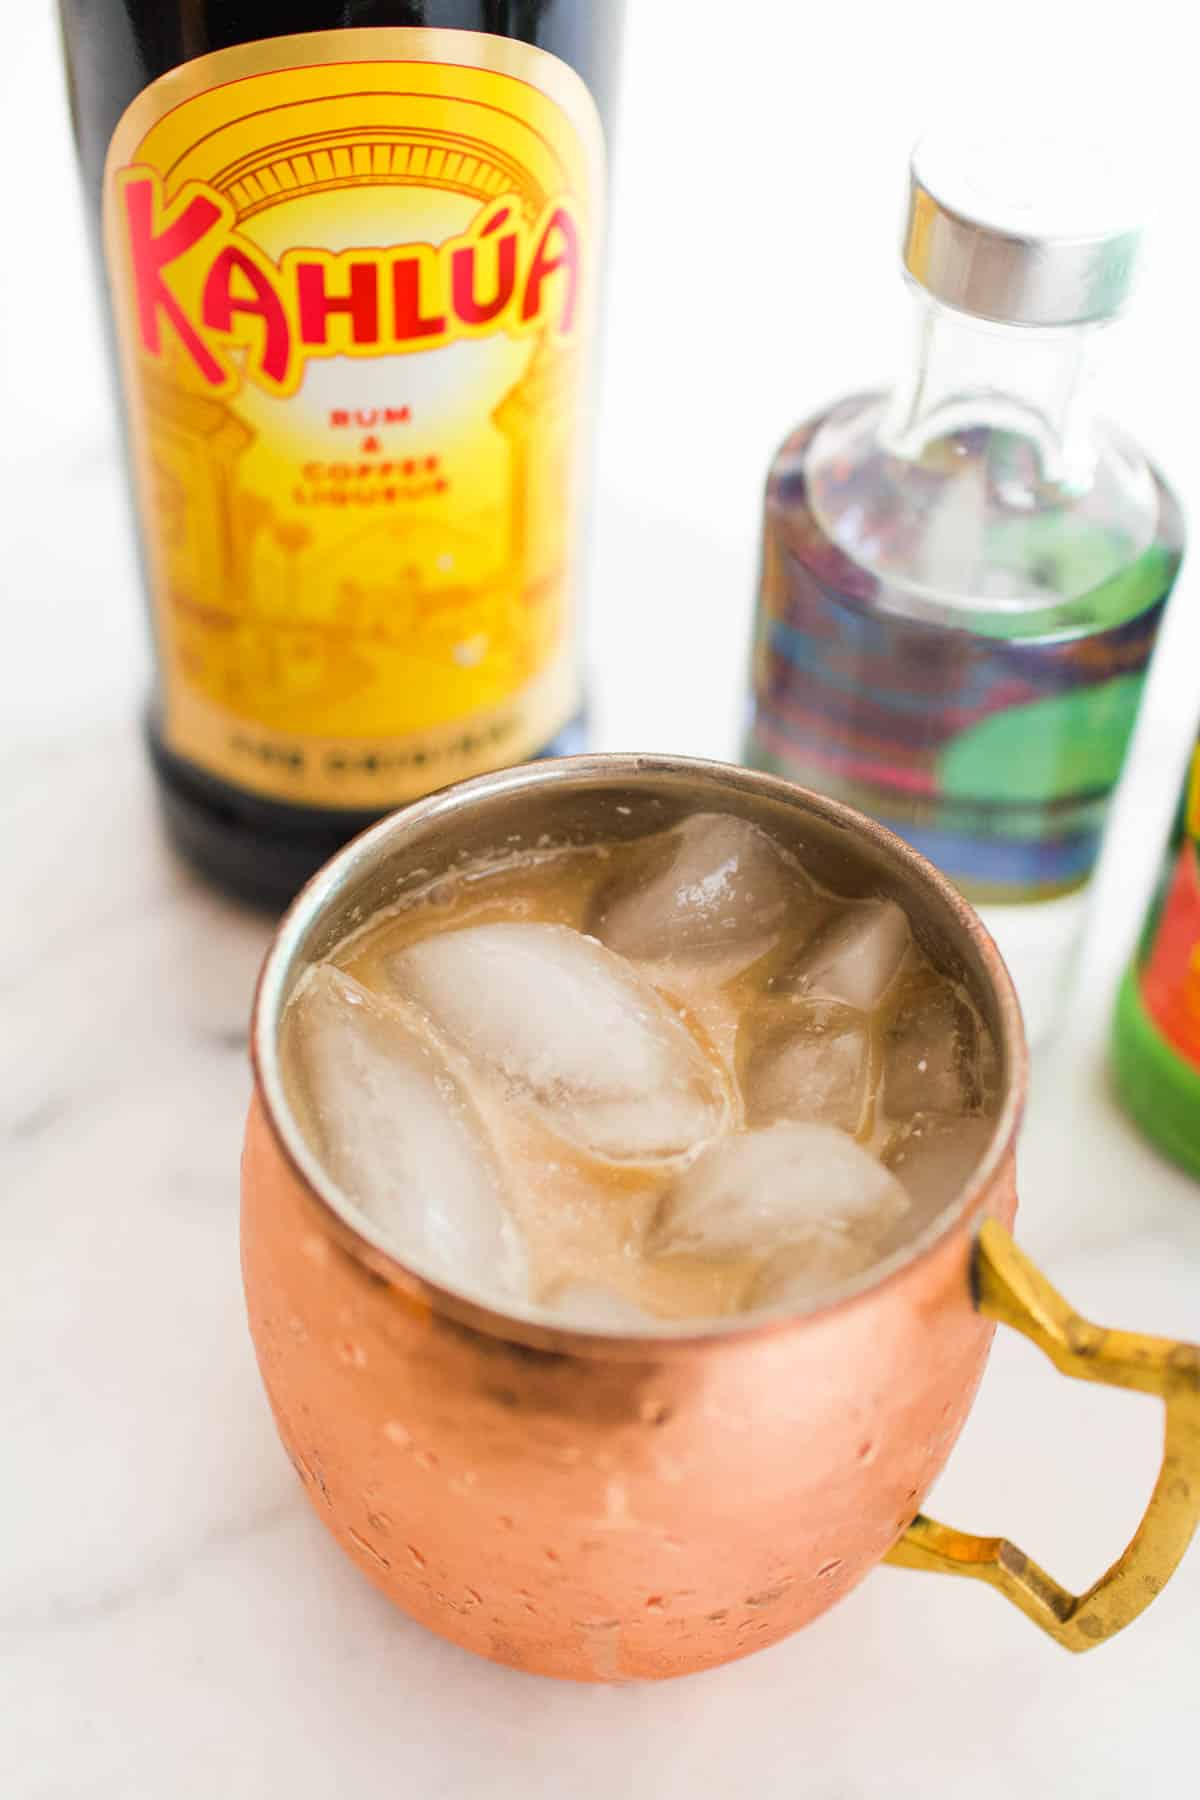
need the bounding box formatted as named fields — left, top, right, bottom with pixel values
left=856, top=1439, right=877, bottom=1464
left=639, top=1396, right=672, bottom=1426
left=347, top=1528, right=391, bottom=1570
left=644, top=1595, right=666, bottom=1614
left=818, top=1558, right=844, bottom=1579
left=414, top=1448, right=439, bottom=1471
left=407, top=1544, right=427, bottom=1569
left=287, top=1447, right=312, bottom=1486
left=578, top=1617, right=623, bottom=1682
left=337, top=1339, right=367, bottom=1368
left=383, top=1419, right=411, bottom=1448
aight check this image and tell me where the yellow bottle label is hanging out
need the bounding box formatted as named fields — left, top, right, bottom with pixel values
left=103, top=29, right=603, bottom=808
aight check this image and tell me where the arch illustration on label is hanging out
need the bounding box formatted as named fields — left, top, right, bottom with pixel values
left=103, top=30, right=604, bottom=808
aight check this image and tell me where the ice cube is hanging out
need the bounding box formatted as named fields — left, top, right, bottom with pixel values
left=587, top=812, right=798, bottom=975
left=387, top=923, right=728, bottom=1163
left=778, top=899, right=910, bottom=1011
left=647, top=1123, right=909, bottom=1269
left=544, top=1283, right=655, bottom=1331
left=742, top=1006, right=870, bottom=1134
left=881, top=976, right=983, bottom=1119
left=747, top=1236, right=882, bottom=1310
left=285, top=966, right=526, bottom=1301
left=883, top=1113, right=995, bottom=1217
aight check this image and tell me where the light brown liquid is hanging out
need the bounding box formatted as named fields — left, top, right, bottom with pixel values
left=300, top=835, right=996, bottom=1322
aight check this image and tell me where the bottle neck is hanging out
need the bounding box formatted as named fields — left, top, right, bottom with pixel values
left=882, top=287, right=1104, bottom=492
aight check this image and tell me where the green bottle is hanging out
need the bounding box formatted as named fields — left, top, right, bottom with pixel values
left=1111, top=732, right=1200, bottom=1178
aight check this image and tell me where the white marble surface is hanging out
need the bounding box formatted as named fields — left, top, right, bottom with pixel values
left=4, top=4, right=1200, bottom=1795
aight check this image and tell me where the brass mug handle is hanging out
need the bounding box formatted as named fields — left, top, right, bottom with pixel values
left=884, top=1219, right=1200, bottom=1651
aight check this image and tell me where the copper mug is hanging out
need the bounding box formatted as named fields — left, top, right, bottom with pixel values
left=242, top=754, right=1200, bottom=1680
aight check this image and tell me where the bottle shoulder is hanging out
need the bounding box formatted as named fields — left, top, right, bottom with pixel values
left=764, top=392, right=1183, bottom=641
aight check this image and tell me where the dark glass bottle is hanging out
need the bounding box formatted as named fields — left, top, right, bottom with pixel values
left=59, top=2, right=624, bottom=907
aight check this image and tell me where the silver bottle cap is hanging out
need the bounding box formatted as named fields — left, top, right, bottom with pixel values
left=902, top=131, right=1142, bottom=328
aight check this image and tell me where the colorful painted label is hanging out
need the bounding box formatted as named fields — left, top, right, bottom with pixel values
left=103, top=30, right=603, bottom=808
left=747, top=439, right=1179, bottom=905
left=1139, top=744, right=1200, bottom=1067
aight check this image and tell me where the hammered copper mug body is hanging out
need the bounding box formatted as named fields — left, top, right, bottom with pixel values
left=242, top=754, right=1200, bottom=1680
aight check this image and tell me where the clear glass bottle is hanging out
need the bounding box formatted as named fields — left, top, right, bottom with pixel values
left=745, top=134, right=1183, bottom=1045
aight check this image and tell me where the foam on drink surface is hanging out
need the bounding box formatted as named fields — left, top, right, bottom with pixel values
left=281, top=813, right=1001, bottom=1328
